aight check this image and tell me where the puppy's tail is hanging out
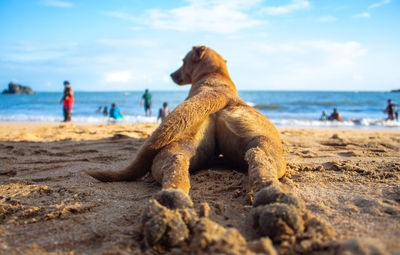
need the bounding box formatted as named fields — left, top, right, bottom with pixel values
left=84, top=162, right=150, bottom=182
left=84, top=169, right=137, bottom=182
left=85, top=145, right=156, bottom=182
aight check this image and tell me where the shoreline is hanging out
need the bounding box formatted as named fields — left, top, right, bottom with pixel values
left=0, top=122, right=398, bottom=143
left=0, top=120, right=399, bottom=132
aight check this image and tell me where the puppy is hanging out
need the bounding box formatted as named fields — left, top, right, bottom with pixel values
left=85, top=46, right=286, bottom=195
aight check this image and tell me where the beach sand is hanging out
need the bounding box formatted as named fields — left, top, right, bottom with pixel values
left=0, top=122, right=399, bottom=254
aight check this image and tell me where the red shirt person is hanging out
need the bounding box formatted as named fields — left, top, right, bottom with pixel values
left=60, top=81, right=74, bottom=122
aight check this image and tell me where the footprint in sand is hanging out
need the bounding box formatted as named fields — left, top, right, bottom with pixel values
left=353, top=197, right=383, bottom=215
left=338, top=151, right=359, bottom=157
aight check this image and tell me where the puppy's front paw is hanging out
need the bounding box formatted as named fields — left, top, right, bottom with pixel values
left=155, top=189, right=194, bottom=209
left=253, top=203, right=304, bottom=242
left=141, top=190, right=198, bottom=251
left=251, top=185, right=305, bottom=242
left=253, top=185, right=305, bottom=211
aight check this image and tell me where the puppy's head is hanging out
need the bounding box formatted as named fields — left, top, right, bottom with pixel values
left=170, top=46, right=227, bottom=85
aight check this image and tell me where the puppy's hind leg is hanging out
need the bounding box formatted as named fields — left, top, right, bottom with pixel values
left=151, top=141, right=196, bottom=195
left=244, top=136, right=286, bottom=194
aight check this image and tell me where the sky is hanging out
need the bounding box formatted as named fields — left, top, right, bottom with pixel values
left=0, top=0, right=399, bottom=91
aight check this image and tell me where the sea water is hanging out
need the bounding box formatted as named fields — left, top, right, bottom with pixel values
left=0, top=91, right=399, bottom=128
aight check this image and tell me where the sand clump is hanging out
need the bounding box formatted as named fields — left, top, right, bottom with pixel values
left=250, top=185, right=339, bottom=254
left=141, top=189, right=277, bottom=255
left=140, top=188, right=386, bottom=255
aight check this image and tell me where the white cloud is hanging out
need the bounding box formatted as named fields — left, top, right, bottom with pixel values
left=129, top=26, right=143, bottom=31
left=147, top=1, right=262, bottom=33
left=317, top=16, right=337, bottom=23
left=305, top=41, right=366, bottom=67
left=353, top=12, right=371, bottom=18
left=1, top=41, right=78, bottom=63
left=104, top=11, right=137, bottom=22
left=103, top=71, right=132, bottom=83
left=368, top=0, right=391, bottom=9
left=260, top=0, right=310, bottom=15
left=107, top=0, right=263, bottom=34
left=221, top=39, right=368, bottom=90
left=352, top=74, right=364, bottom=81
left=38, top=0, right=73, bottom=8
left=246, top=40, right=365, bottom=56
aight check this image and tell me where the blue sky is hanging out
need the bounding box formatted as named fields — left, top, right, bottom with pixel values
left=0, top=0, right=399, bottom=91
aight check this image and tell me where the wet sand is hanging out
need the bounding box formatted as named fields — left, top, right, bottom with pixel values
left=0, top=122, right=399, bottom=254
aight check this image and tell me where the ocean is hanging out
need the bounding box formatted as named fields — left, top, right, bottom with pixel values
left=0, top=91, right=399, bottom=128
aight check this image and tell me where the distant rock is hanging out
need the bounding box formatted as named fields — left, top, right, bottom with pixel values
left=2, top=82, right=34, bottom=95
left=391, top=89, right=400, bottom=93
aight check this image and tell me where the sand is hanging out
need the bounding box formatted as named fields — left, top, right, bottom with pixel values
left=0, top=122, right=399, bottom=254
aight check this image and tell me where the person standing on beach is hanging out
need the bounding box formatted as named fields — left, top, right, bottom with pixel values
left=60, top=80, right=74, bottom=122
left=141, top=89, right=152, bottom=116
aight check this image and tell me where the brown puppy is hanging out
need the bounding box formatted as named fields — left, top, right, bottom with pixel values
left=85, top=46, right=286, bottom=195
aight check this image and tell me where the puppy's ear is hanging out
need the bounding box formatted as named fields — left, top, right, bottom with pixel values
left=192, top=46, right=207, bottom=62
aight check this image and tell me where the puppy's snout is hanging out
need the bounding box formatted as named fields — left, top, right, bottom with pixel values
left=170, top=71, right=181, bottom=84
